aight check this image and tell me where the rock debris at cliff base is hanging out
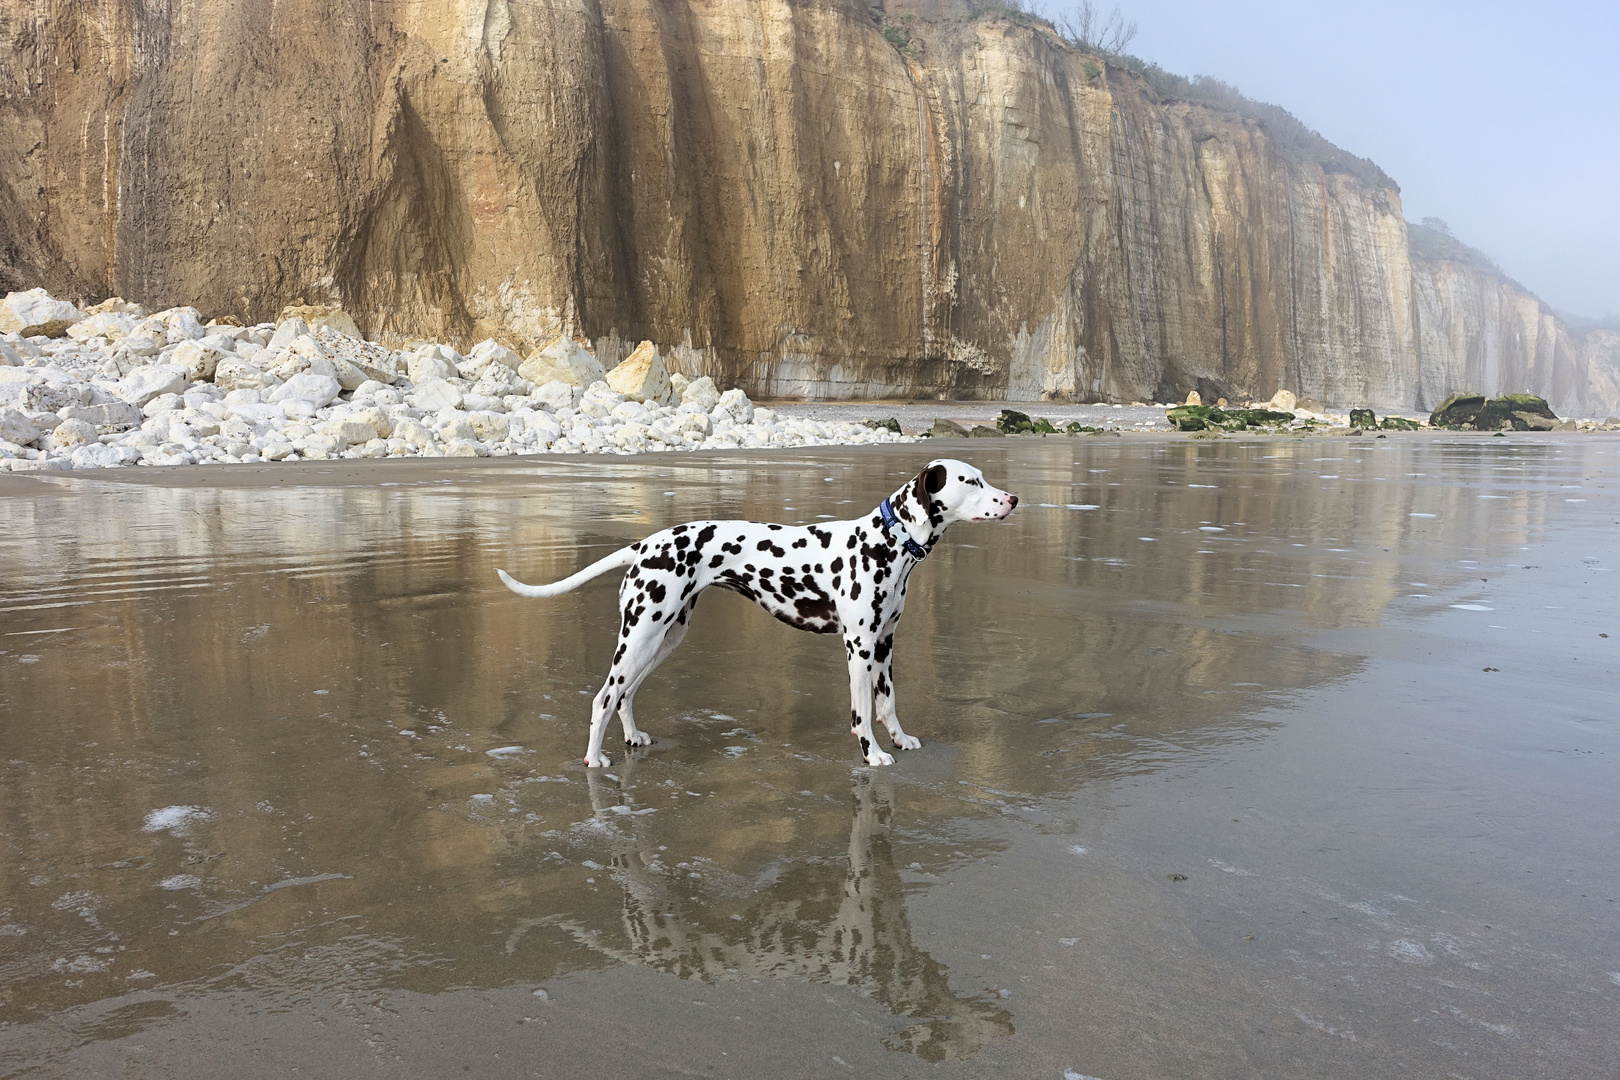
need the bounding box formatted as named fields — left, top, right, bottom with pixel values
left=5, top=291, right=1612, bottom=474
left=0, top=292, right=925, bottom=472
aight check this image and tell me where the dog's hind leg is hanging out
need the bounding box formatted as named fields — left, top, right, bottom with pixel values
left=872, top=627, right=921, bottom=751
left=615, top=596, right=698, bottom=748
left=585, top=609, right=671, bottom=768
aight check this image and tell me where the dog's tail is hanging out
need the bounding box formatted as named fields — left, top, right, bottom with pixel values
left=496, top=546, right=637, bottom=599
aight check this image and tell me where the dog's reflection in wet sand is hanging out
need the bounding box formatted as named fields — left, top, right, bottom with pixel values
left=559, top=763, right=1013, bottom=1061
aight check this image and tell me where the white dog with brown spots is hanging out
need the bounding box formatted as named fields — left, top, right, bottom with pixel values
left=497, top=459, right=1018, bottom=768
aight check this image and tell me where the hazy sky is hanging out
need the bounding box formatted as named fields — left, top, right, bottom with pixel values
left=1103, top=0, right=1619, bottom=318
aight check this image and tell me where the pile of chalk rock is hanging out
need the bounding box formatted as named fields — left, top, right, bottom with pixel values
left=0, top=289, right=911, bottom=472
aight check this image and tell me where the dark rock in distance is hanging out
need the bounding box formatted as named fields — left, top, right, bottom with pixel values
left=1500, top=393, right=1558, bottom=430
left=1166, top=404, right=1226, bottom=431
left=968, top=424, right=1003, bottom=438
left=927, top=418, right=969, bottom=438
left=1431, top=392, right=1559, bottom=431
left=1431, top=393, right=1487, bottom=429
left=996, top=409, right=1034, bottom=434
left=1349, top=407, right=1377, bottom=429
left=862, top=417, right=902, bottom=433
left=1510, top=410, right=1556, bottom=431
left=1498, top=393, right=1557, bottom=419
left=1168, top=404, right=1293, bottom=431
left=1380, top=415, right=1422, bottom=430
left=1228, top=408, right=1295, bottom=427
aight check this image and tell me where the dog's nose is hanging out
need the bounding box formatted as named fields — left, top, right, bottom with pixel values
left=1008, top=494, right=1019, bottom=508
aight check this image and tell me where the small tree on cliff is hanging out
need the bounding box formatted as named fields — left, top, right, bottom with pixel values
left=1054, top=1, right=1138, bottom=55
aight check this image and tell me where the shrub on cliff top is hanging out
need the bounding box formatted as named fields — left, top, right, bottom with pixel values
left=963, top=2, right=1392, bottom=189
left=1407, top=218, right=1527, bottom=291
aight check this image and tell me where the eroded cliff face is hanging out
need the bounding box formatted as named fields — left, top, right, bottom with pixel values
left=1, top=0, right=1614, bottom=412
left=1409, top=257, right=1619, bottom=418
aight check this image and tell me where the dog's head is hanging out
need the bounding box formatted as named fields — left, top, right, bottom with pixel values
left=903, top=459, right=1018, bottom=530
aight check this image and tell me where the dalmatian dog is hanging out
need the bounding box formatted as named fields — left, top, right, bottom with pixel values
left=497, top=459, right=1018, bottom=768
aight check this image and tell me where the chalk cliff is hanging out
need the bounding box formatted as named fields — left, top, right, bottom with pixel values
left=2, top=0, right=1615, bottom=412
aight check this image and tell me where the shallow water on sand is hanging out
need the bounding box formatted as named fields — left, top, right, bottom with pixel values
left=1, top=437, right=1617, bottom=1078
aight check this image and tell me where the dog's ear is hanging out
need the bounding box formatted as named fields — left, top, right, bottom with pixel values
left=911, top=463, right=948, bottom=526
left=909, top=466, right=932, bottom=509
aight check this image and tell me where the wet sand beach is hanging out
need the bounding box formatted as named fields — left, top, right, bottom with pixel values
left=1, top=436, right=1617, bottom=1078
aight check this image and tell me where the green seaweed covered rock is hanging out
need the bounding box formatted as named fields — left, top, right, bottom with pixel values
left=996, top=409, right=1034, bottom=434
left=1498, top=394, right=1559, bottom=431
left=1380, top=416, right=1422, bottom=431
left=1226, top=408, right=1296, bottom=427
left=1430, top=393, right=1487, bottom=429
left=1430, top=393, right=1559, bottom=431
left=1349, top=408, right=1377, bottom=429
left=1165, top=404, right=1224, bottom=431
left=1168, top=405, right=1293, bottom=431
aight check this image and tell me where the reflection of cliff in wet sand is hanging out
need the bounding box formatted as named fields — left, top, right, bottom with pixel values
left=554, top=768, right=1013, bottom=1062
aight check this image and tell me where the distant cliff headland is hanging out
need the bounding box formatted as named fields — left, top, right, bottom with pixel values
left=3, top=0, right=1616, bottom=413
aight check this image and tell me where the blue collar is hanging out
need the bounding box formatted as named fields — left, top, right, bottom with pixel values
left=879, top=498, right=931, bottom=560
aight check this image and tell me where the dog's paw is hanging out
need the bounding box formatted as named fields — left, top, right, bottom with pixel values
left=865, top=749, right=897, bottom=767
left=892, top=734, right=922, bottom=751
left=583, top=752, right=613, bottom=768
left=624, top=730, right=652, bottom=748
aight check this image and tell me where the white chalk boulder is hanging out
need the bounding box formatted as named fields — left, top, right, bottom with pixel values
left=268, top=318, right=313, bottom=352
left=392, top=417, right=436, bottom=449
left=122, top=335, right=161, bottom=357
left=171, top=339, right=225, bottom=381
left=519, top=411, right=563, bottom=442
left=408, top=351, right=458, bottom=384
left=58, top=401, right=141, bottom=428
left=466, top=411, right=509, bottom=442
left=711, top=387, right=754, bottom=425
left=531, top=380, right=581, bottom=410
left=118, top=365, right=189, bottom=407
left=463, top=338, right=523, bottom=379
left=1, top=289, right=83, bottom=338
left=318, top=418, right=379, bottom=448
left=67, top=311, right=138, bottom=341
left=0, top=407, right=43, bottom=446
left=409, top=378, right=463, bottom=413
left=268, top=372, right=342, bottom=409
left=605, top=340, right=672, bottom=404
left=681, top=375, right=722, bottom=412
left=278, top=303, right=362, bottom=339
left=518, top=335, right=606, bottom=389
left=346, top=406, right=393, bottom=439
left=70, top=443, right=143, bottom=469
left=214, top=357, right=279, bottom=393
left=49, top=417, right=99, bottom=449
left=153, top=307, right=207, bottom=342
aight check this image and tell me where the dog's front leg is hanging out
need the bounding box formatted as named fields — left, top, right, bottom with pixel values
left=872, top=628, right=921, bottom=751
left=844, top=633, right=895, bottom=767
